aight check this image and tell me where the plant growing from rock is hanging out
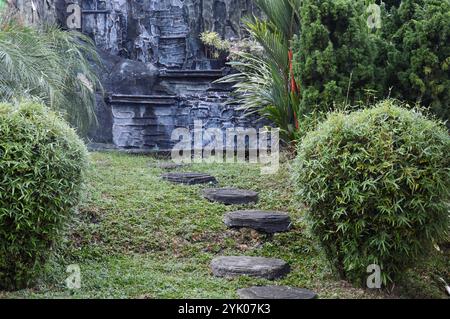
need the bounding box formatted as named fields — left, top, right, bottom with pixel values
left=227, top=38, right=264, bottom=63
left=200, top=31, right=231, bottom=59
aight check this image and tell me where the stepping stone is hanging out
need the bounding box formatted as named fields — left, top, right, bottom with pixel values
left=224, top=210, right=291, bottom=233
left=153, top=162, right=189, bottom=170
left=237, top=286, right=317, bottom=299
left=211, top=256, right=289, bottom=280
left=161, top=172, right=217, bottom=185
left=202, top=188, right=258, bottom=205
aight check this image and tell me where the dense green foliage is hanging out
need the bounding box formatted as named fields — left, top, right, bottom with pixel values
left=387, top=0, right=450, bottom=125
left=293, top=100, right=450, bottom=285
left=0, top=101, right=88, bottom=290
left=0, top=9, right=102, bottom=135
left=221, top=0, right=449, bottom=141
left=293, top=0, right=380, bottom=112
left=293, top=0, right=450, bottom=124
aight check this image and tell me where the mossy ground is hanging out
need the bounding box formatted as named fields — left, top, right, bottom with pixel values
left=1, top=152, right=448, bottom=299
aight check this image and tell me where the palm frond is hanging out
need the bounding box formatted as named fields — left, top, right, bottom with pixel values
left=253, top=0, right=300, bottom=40
left=219, top=52, right=296, bottom=141
left=0, top=10, right=102, bottom=136
left=245, top=18, right=289, bottom=78
left=217, top=0, right=302, bottom=142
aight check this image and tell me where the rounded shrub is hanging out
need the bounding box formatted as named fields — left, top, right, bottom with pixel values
left=0, top=101, right=88, bottom=290
left=293, top=100, right=450, bottom=285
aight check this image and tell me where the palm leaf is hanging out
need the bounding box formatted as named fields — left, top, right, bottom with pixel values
left=0, top=10, right=102, bottom=136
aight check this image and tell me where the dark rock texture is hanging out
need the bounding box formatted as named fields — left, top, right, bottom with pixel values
left=224, top=210, right=291, bottom=233
left=202, top=188, right=258, bottom=205
left=211, top=256, right=290, bottom=280
left=15, top=1, right=268, bottom=150
left=11, top=0, right=58, bottom=25
left=237, top=286, right=318, bottom=299
left=161, top=172, right=217, bottom=185
left=80, top=0, right=267, bottom=150
left=78, top=0, right=258, bottom=68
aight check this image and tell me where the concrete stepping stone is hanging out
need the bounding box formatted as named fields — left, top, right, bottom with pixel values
left=202, top=188, right=258, bottom=205
left=237, top=286, right=317, bottom=299
left=211, top=256, right=289, bottom=280
left=161, top=172, right=217, bottom=185
left=224, top=210, right=291, bottom=233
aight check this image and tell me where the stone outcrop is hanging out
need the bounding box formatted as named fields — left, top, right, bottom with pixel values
left=10, top=0, right=58, bottom=25
left=81, top=0, right=265, bottom=149
left=14, top=0, right=266, bottom=150
left=78, top=0, right=258, bottom=68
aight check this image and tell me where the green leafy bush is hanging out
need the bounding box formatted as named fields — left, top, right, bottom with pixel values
left=293, top=100, right=450, bottom=285
left=0, top=101, right=88, bottom=290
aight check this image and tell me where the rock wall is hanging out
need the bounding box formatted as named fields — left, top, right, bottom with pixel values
left=8, top=0, right=58, bottom=24
left=79, top=0, right=257, bottom=68
left=11, top=0, right=257, bottom=67
left=13, top=0, right=266, bottom=151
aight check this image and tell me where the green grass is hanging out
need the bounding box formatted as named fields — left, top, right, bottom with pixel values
left=1, top=152, right=448, bottom=299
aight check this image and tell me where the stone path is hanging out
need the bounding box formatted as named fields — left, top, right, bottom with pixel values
left=202, top=188, right=258, bottom=205
left=237, top=286, right=317, bottom=299
left=161, top=172, right=217, bottom=185
left=210, top=256, right=290, bottom=280
left=224, top=210, right=291, bottom=233
left=156, top=161, right=317, bottom=298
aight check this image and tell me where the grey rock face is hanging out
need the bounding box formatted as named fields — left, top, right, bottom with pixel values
left=79, top=0, right=267, bottom=149
left=211, top=256, right=290, bottom=280
left=15, top=1, right=269, bottom=150
left=237, top=286, right=318, bottom=299
left=11, top=0, right=58, bottom=25
left=161, top=172, right=217, bottom=185
left=106, top=76, right=267, bottom=150
left=202, top=188, right=258, bottom=205
left=92, top=41, right=268, bottom=151
left=79, top=0, right=258, bottom=67
left=224, top=210, right=291, bottom=233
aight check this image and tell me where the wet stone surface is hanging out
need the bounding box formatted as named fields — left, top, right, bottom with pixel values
left=202, top=188, right=258, bottom=205
left=210, top=256, right=290, bottom=280
left=224, top=210, right=291, bottom=233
